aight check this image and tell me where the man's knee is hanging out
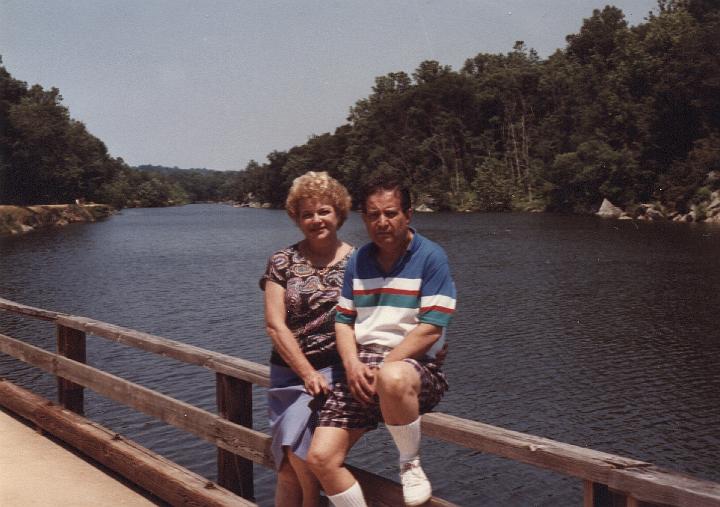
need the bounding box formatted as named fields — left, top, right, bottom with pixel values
left=376, top=362, right=419, bottom=397
left=307, top=442, right=339, bottom=473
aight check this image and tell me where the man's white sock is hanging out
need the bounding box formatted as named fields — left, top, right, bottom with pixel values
left=328, top=481, right=367, bottom=507
left=387, top=416, right=422, bottom=463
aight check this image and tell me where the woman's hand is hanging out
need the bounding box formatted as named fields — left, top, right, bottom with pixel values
left=435, top=343, right=449, bottom=367
left=302, top=370, right=330, bottom=397
left=345, top=359, right=377, bottom=405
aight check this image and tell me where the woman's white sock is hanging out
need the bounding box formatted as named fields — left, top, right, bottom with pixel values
left=387, top=416, right=422, bottom=463
left=328, top=481, right=367, bottom=507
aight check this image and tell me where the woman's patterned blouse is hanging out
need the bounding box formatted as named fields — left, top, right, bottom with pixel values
left=260, top=243, right=352, bottom=364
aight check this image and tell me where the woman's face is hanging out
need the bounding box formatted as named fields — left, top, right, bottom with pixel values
left=296, top=197, right=340, bottom=242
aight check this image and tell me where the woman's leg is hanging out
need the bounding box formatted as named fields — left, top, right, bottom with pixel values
left=287, top=450, right=323, bottom=507
left=276, top=448, right=302, bottom=507
left=307, top=427, right=365, bottom=496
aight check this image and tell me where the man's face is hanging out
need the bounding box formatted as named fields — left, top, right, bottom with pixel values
left=362, top=189, right=412, bottom=254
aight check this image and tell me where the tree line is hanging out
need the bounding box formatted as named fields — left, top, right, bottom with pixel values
left=240, top=0, right=720, bottom=215
left=2, top=1, right=719, bottom=215
left=0, top=65, right=191, bottom=208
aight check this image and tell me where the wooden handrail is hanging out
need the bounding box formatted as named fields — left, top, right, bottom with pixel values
left=1, top=297, right=720, bottom=507
left=0, top=296, right=62, bottom=320
left=422, top=412, right=720, bottom=507
left=56, top=314, right=270, bottom=387
left=0, top=332, right=273, bottom=465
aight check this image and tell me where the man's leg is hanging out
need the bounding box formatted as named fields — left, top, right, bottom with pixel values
left=376, top=362, right=423, bottom=461
left=376, top=361, right=431, bottom=506
left=376, top=361, right=421, bottom=424
left=307, top=426, right=366, bottom=506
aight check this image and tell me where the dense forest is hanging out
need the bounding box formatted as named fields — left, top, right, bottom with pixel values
left=2, top=1, right=719, bottom=218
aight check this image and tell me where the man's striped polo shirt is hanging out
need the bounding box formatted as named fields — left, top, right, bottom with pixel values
left=335, top=229, right=456, bottom=358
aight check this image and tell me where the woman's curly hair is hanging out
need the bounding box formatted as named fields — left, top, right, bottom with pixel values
left=286, top=171, right=352, bottom=227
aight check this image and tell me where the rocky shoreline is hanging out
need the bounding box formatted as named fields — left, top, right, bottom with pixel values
left=596, top=190, right=720, bottom=224
left=3, top=195, right=718, bottom=237
left=0, top=204, right=116, bottom=236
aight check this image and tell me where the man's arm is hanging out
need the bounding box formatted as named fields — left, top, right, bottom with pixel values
left=383, top=323, right=442, bottom=363
left=336, top=321, right=376, bottom=405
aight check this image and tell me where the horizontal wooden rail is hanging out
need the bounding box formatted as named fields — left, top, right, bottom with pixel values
left=0, top=297, right=269, bottom=386
left=0, top=379, right=253, bottom=507
left=422, top=413, right=720, bottom=507
left=56, top=315, right=271, bottom=387
left=0, top=296, right=61, bottom=321
left=0, top=332, right=273, bottom=466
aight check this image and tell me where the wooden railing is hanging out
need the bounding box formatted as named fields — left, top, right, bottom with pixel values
left=1, top=296, right=719, bottom=507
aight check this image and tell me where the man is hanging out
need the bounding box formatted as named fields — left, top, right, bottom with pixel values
left=307, top=172, right=456, bottom=507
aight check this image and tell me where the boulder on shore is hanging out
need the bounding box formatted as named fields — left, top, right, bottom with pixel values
left=414, top=203, right=435, bottom=212
left=596, top=198, right=623, bottom=218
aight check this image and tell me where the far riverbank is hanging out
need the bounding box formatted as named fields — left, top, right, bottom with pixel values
left=0, top=204, right=116, bottom=236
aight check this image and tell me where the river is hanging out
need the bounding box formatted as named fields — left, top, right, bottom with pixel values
left=1, top=204, right=719, bottom=506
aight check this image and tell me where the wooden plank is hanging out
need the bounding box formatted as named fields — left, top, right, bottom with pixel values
left=608, top=466, right=720, bottom=507
left=217, top=373, right=254, bottom=499
left=57, top=324, right=86, bottom=415
left=0, top=378, right=254, bottom=507
left=56, top=315, right=270, bottom=386
left=422, top=413, right=720, bottom=507
left=421, top=412, right=647, bottom=484
left=0, top=296, right=62, bottom=321
left=0, top=332, right=274, bottom=467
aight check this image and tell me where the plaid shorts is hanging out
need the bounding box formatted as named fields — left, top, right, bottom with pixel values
left=317, top=344, right=448, bottom=430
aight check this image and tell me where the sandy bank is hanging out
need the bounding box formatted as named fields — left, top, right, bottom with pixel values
left=0, top=204, right=116, bottom=236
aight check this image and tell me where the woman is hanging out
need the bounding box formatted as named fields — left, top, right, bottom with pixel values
left=260, top=171, right=353, bottom=507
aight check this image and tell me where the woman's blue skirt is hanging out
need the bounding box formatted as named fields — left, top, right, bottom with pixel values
left=268, top=363, right=343, bottom=470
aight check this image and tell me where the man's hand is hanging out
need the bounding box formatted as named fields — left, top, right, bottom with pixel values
left=302, top=370, right=330, bottom=397
left=345, top=359, right=377, bottom=405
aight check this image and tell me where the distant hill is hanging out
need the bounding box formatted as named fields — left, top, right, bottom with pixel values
left=134, top=164, right=238, bottom=175
left=132, top=165, right=243, bottom=204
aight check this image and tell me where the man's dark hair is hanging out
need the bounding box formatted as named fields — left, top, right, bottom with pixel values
left=360, top=167, right=412, bottom=213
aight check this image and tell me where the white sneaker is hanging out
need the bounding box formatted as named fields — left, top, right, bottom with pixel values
left=400, top=457, right=432, bottom=506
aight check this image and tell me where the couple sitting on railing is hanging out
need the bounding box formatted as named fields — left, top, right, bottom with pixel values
left=260, top=170, right=456, bottom=507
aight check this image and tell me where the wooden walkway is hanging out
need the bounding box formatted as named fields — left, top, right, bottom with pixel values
left=0, top=407, right=160, bottom=507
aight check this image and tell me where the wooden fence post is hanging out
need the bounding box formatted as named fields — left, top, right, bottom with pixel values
left=584, top=480, right=658, bottom=507
left=56, top=323, right=86, bottom=415
left=216, top=372, right=254, bottom=500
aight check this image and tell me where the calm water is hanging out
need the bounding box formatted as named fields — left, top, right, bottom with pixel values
left=1, top=204, right=719, bottom=506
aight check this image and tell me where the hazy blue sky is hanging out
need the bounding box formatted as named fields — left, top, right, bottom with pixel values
left=1, top=1, right=659, bottom=171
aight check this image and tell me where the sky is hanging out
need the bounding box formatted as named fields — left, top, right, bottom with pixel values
left=1, top=0, right=659, bottom=171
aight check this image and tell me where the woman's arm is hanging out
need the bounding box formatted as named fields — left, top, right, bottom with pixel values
left=264, top=280, right=329, bottom=395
